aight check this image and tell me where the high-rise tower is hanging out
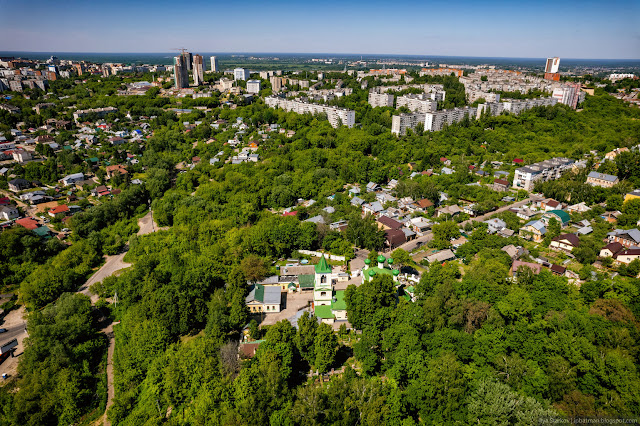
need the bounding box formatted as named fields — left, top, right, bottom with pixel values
left=210, top=56, right=218, bottom=72
left=173, top=56, right=189, bottom=89
left=193, top=55, right=205, bottom=85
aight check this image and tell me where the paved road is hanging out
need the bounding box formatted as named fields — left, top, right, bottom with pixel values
left=459, top=196, right=539, bottom=228
left=0, top=323, right=27, bottom=344
left=80, top=252, right=131, bottom=304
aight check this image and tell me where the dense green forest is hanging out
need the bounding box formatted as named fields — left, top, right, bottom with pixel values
left=1, top=75, right=640, bottom=425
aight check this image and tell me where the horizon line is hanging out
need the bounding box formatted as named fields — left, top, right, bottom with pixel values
left=1, top=50, right=640, bottom=62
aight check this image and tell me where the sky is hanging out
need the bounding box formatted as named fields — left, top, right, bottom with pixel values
left=1, top=0, right=639, bottom=59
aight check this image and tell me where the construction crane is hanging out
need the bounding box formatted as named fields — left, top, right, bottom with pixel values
left=170, top=47, right=188, bottom=55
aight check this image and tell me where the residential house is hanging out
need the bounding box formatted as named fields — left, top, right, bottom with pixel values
left=541, top=210, right=571, bottom=228
left=8, top=178, right=31, bottom=192
left=426, top=249, right=456, bottom=264
left=615, top=249, right=640, bottom=266
left=15, top=217, right=39, bottom=230
left=601, top=211, right=621, bottom=224
left=366, top=182, right=379, bottom=192
left=600, top=242, right=624, bottom=258
left=550, top=264, right=567, bottom=276
left=511, top=260, right=543, bottom=275
left=435, top=204, right=462, bottom=218
left=538, top=198, right=562, bottom=211
left=567, top=202, right=591, bottom=213
left=48, top=204, right=70, bottom=218
left=0, top=205, right=18, bottom=221
left=377, top=215, right=403, bottom=231
left=607, top=229, right=640, bottom=249
left=624, top=189, right=640, bottom=203
left=304, top=215, right=325, bottom=224
left=106, top=164, right=128, bottom=179
left=350, top=196, right=364, bottom=207
left=492, top=179, right=510, bottom=192
left=586, top=171, right=619, bottom=188
left=520, top=220, right=547, bottom=242
left=550, top=233, right=580, bottom=252
left=511, top=207, right=537, bottom=221
left=12, top=150, right=31, bottom=162
left=409, top=217, right=432, bottom=235
left=385, top=229, right=406, bottom=248
left=60, top=173, right=84, bottom=186
left=348, top=186, right=361, bottom=197
left=416, top=198, right=434, bottom=211
left=245, top=283, right=282, bottom=313
left=362, top=201, right=384, bottom=215
left=485, top=218, right=506, bottom=234
left=501, top=244, right=526, bottom=260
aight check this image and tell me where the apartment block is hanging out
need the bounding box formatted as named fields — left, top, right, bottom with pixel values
left=246, top=80, right=261, bottom=94
left=234, top=68, right=250, bottom=81
left=424, top=107, right=477, bottom=132
left=265, top=96, right=355, bottom=128
left=270, top=76, right=283, bottom=92
left=513, top=158, right=575, bottom=191
left=209, top=56, right=218, bottom=72
left=391, top=113, right=425, bottom=135
left=396, top=94, right=437, bottom=113
left=368, top=91, right=394, bottom=108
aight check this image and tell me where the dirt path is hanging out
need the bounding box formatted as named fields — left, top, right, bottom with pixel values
left=83, top=211, right=163, bottom=426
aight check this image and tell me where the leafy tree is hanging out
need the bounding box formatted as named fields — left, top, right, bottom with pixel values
left=314, top=323, right=338, bottom=373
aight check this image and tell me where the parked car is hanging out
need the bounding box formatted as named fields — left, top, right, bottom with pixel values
left=0, top=329, right=7, bottom=333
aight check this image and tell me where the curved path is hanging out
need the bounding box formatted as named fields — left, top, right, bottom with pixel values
left=84, top=210, right=162, bottom=426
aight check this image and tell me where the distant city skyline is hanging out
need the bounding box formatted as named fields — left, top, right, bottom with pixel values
left=1, top=0, right=638, bottom=60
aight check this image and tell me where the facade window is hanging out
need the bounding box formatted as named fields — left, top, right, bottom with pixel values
left=321, top=291, right=326, bottom=297
left=321, top=275, right=326, bottom=283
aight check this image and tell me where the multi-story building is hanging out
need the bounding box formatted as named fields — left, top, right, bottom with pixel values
left=368, top=91, right=394, bottom=108
left=396, top=94, right=437, bottom=113
left=586, top=171, right=619, bottom=188
left=73, top=107, right=118, bottom=122
left=424, top=107, right=477, bottom=132
left=512, top=157, right=575, bottom=191
left=391, top=113, right=425, bottom=135
left=419, top=68, right=463, bottom=77
left=609, top=73, right=636, bottom=82
left=234, top=68, right=250, bottom=81
left=552, top=83, right=584, bottom=109
left=182, top=52, right=193, bottom=71
left=209, top=56, right=218, bottom=72
left=466, top=90, right=500, bottom=103
left=192, top=55, right=205, bottom=86
left=545, top=57, right=560, bottom=73
left=270, top=76, right=283, bottom=92
left=246, top=80, right=261, bottom=94
left=265, top=96, right=355, bottom=128
left=173, top=56, right=189, bottom=89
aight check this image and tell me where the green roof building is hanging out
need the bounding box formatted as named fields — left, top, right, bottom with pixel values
left=543, top=209, right=570, bottom=226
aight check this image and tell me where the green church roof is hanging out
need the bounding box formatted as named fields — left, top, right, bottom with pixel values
left=314, top=304, right=334, bottom=319
left=377, top=255, right=386, bottom=263
left=315, top=255, right=332, bottom=274
left=332, top=290, right=346, bottom=311
left=365, top=259, right=371, bottom=264
left=393, top=269, right=400, bottom=276
left=388, top=258, right=394, bottom=264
